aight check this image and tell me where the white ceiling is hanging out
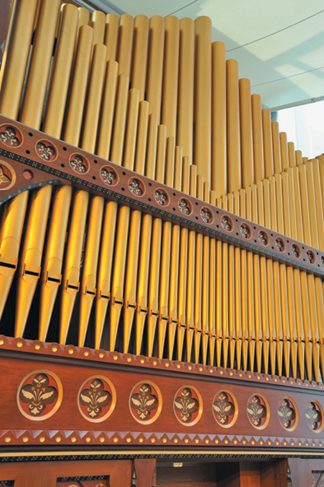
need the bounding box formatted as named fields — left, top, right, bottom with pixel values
left=90, top=0, right=324, bottom=110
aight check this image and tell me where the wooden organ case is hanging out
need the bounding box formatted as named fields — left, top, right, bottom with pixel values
left=0, top=1, right=324, bottom=485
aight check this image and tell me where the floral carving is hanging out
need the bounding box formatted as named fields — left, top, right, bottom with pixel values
left=247, top=395, right=266, bottom=427
left=70, top=154, right=87, bottom=173
left=179, top=198, right=191, bottom=215
left=101, top=167, right=117, bottom=185
left=0, top=126, right=20, bottom=147
left=129, top=178, right=144, bottom=196
left=19, top=373, right=58, bottom=417
left=275, top=238, right=284, bottom=252
left=174, top=387, right=199, bottom=423
left=278, top=399, right=295, bottom=429
left=201, top=207, right=212, bottom=224
left=130, top=383, right=158, bottom=421
left=240, top=224, right=250, bottom=239
left=79, top=379, right=112, bottom=419
left=306, top=250, right=314, bottom=264
left=221, top=216, right=232, bottom=231
left=213, top=392, right=234, bottom=425
left=258, top=231, right=267, bottom=245
left=291, top=244, right=300, bottom=258
left=306, top=402, right=322, bottom=431
left=36, top=141, right=56, bottom=161
left=155, top=189, right=168, bottom=206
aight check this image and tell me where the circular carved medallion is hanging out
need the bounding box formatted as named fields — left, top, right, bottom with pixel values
left=277, top=397, right=298, bottom=431
left=0, top=124, right=23, bottom=148
left=154, top=188, right=169, bottom=207
left=36, top=139, right=58, bottom=162
left=128, top=177, right=145, bottom=197
left=100, top=166, right=118, bottom=186
left=306, top=401, right=323, bottom=433
left=173, top=385, right=203, bottom=426
left=0, top=160, right=15, bottom=191
left=221, top=214, right=233, bottom=231
left=247, top=394, right=270, bottom=429
left=69, top=153, right=89, bottom=174
left=17, top=370, right=62, bottom=421
left=212, top=390, right=238, bottom=428
left=240, top=223, right=251, bottom=239
left=200, top=206, right=213, bottom=224
left=78, top=376, right=116, bottom=423
left=178, top=197, right=192, bottom=215
left=129, top=381, right=162, bottom=425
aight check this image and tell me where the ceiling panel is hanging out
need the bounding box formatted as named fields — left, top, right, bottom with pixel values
left=101, top=0, right=196, bottom=17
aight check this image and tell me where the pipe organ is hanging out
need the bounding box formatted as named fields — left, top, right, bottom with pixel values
left=0, top=1, right=324, bottom=486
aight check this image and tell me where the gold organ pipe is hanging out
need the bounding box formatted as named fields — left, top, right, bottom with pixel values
left=104, top=13, right=119, bottom=62
left=280, top=132, right=289, bottom=171
left=15, top=185, right=52, bottom=338
left=97, top=60, right=118, bottom=159
left=221, top=195, right=229, bottom=369
left=246, top=187, right=255, bottom=372
left=271, top=121, right=282, bottom=174
left=168, top=146, right=183, bottom=359
left=186, top=164, right=197, bottom=361
left=123, top=89, right=140, bottom=168
left=145, top=114, right=159, bottom=179
left=165, top=137, right=175, bottom=188
left=296, top=150, right=303, bottom=166
left=77, top=7, right=90, bottom=30
left=195, top=16, right=212, bottom=185
left=239, top=78, right=254, bottom=189
left=63, top=25, right=94, bottom=146
left=0, top=0, right=38, bottom=118
left=117, top=14, right=134, bottom=77
left=131, top=15, right=149, bottom=101
left=227, top=194, right=236, bottom=370
left=288, top=141, right=296, bottom=167
left=20, top=0, right=60, bottom=128
left=262, top=109, right=273, bottom=178
left=251, top=185, right=262, bottom=373
left=79, top=196, right=104, bottom=347
left=44, top=4, right=79, bottom=138
left=0, top=193, right=28, bottom=321
left=162, top=16, right=180, bottom=139
left=91, top=10, right=105, bottom=46
left=194, top=176, right=204, bottom=363
left=81, top=43, right=107, bottom=153
left=110, top=73, right=130, bottom=165
left=201, top=182, right=210, bottom=365
left=251, top=94, right=264, bottom=183
left=226, top=59, right=241, bottom=192
left=209, top=190, right=217, bottom=365
left=134, top=101, right=150, bottom=174
left=212, top=41, right=226, bottom=197
left=177, top=156, right=190, bottom=359
left=39, top=186, right=72, bottom=342
left=305, top=162, right=319, bottom=249
left=239, top=188, right=248, bottom=371
left=178, top=18, right=194, bottom=162
left=309, top=160, right=324, bottom=251
left=146, top=16, right=165, bottom=119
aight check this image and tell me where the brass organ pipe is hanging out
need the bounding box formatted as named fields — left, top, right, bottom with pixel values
left=271, top=121, right=282, bottom=174
left=110, top=73, right=130, bottom=165
left=20, top=0, right=60, bottom=129
left=77, top=7, right=90, bottom=30
left=104, top=13, right=119, bottom=62
left=165, top=137, right=175, bottom=188
left=246, top=187, right=256, bottom=372
left=239, top=188, right=248, bottom=371
left=43, top=4, right=79, bottom=138
left=145, top=114, right=159, bottom=179
left=305, top=162, right=319, bottom=249
left=117, top=14, right=134, bottom=77
left=288, top=141, right=296, bottom=167
left=251, top=94, right=264, bottom=183
left=97, top=60, right=118, bottom=159
left=177, top=156, right=190, bottom=360
left=162, top=16, right=180, bottom=139
left=280, top=132, right=289, bottom=171
left=168, top=146, right=183, bottom=359
left=296, top=150, right=303, bottom=166
left=309, top=160, right=324, bottom=251
left=251, top=185, right=262, bottom=373
left=202, top=182, right=210, bottom=365
left=146, top=16, right=165, bottom=120
left=209, top=190, right=217, bottom=365
left=91, top=10, right=105, bottom=46
left=178, top=18, right=194, bottom=162
left=215, top=196, right=223, bottom=367
left=262, top=109, right=274, bottom=178
left=63, top=25, right=94, bottom=146
left=227, top=193, right=236, bottom=370
left=186, top=164, right=197, bottom=361
left=226, top=59, right=241, bottom=192
left=134, top=101, right=149, bottom=175
left=239, top=78, right=254, bottom=189
left=195, top=16, right=212, bottom=185
left=212, top=41, right=226, bottom=197
left=131, top=15, right=149, bottom=101
left=123, top=89, right=140, bottom=168
left=194, top=175, right=204, bottom=363
left=0, top=0, right=38, bottom=118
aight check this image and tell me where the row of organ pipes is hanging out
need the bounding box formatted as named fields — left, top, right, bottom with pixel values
left=0, top=0, right=323, bottom=382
